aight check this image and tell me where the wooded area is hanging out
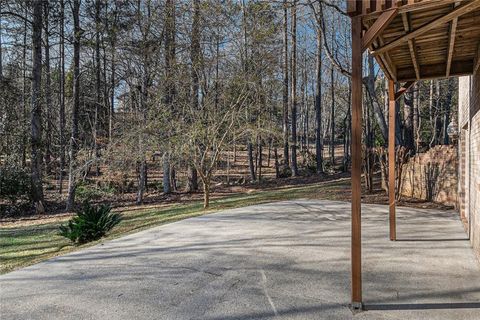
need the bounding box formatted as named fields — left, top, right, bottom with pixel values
left=0, top=0, right=457, bottom=216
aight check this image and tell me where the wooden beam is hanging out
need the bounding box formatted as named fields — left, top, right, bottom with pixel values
left=397, top=59, right=474, bottom=81
left=362, top=8, right=398, bottom=52
left=388, top=80, right=396, bottom=241
left=407, top=40, right=420, bottom=80
left=401, top=12, right=420, bottom=79
left=374, top=55, right=394, bottom=80
left=363, top=0, right=371, bottom=15
left=351, top=16, right=363, bottom=310
left=373, top=34, right=398, bottom=81
left=446, top=17, right=458, bottom=77
left=474, top=42, right=480, bottom=75
left=363, top=0, right=467, bottom=21
left=380, top=0, right=387, bottom=10
left=446, top=2, right=460, bottom=77
left=347, top=0, right=361, bottom=17
left=371, top=0, right=480, bottom=57
left=395, top=81, right=416, bottom=101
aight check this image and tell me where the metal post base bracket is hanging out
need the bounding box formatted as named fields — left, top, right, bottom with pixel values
left=349, top=302, right=364, bottom=314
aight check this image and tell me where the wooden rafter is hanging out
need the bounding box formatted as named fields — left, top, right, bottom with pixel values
left=371, top=0, right=480, bottom=57
left=401, top=12, right=420, bottom=80
left=395, top=81, right=416, bottom=101
left=374, top=55, right=394, bottom=81
left=362, top=8, right=398, bottom=52
left=347, top=0, right=358, bottom=16
left=360, top=0, right=468, bottom=20
left=372, top=34, right=397, bottom=81
left=363, top=0, right=371, bottom=15
left=446, top=17, right=458, bottom=77
left=474, top=42, right=480, bottom=75
left=446, top=2, right=460, bottom=77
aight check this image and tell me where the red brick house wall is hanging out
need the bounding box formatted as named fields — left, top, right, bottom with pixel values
left=459, top=71, right=480, bottom=261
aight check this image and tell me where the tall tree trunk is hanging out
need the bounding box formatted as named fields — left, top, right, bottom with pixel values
left=163, top=0, right=176, bottom=194
left=31, top=0, right=45, bottom=214
left=413, top=83, right=420, bottom=152
left=429, top=80, right=440, bottom=148
left=136, top=1, right=152, bottom=204
left=21, top=6, right=27, bottom=167
left=202, top=177, right=210, bottom=209
left=66, top=0, right=81, bottom=211
left=364, top=90, right=373, bottom=191
left=343, top=79, right=352, bottom=171
left=93, top=0, right=101, bottom=176
left=43, top=2, right=53, bottom=175
left=403, top=87, right=415, bottom=151
left=274, top=147, right=280, bottom=178
left=58, top=0, right=66, bottom=193
left=330, top=65, right=335, bottom=166
left=367, top=54, right=388, bottom=143
left=108, top=2, right=117, bottom=146
left=301, top=52, right=308, bottom=152
left=282, top=0, right=289, bottom=167
left=290, top=0, right=298, bottom=176
left=187, top=0, right=201, bottom=193
left=443, top=78, right=454, bottom=145
left=248, top=142, right=256, bottom=181
left=163, top=153, right=171, bottom=194
left=258, top=138, right=263, bottom=181
left=137, top=160, right=146, bottom=204
left=109, top=44, right=115, bottom=144
left=137, top=80, right=148, bottom=203
left=0, top=3, right=3, bottom=81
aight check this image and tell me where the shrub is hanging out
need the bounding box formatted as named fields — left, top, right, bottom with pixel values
left=278, top=165, right=292, bottom=178
left=75, top=184, right=103, bottom=202
left=59, top=203, right=122, bottom=244
left=0, top=165, right=31, bottom=203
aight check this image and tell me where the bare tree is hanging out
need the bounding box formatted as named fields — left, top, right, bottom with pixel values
left=31, top=0, right=45, bottom=214
left=282, top=0, right=289, bottom=167
left=290, top=0, right=298, bottom=176
left=66, top=0, right=81, bottom=211
left=186, top=0, right=201, bottom=193
left=163, top=0, right=175, bottom=194
left=43, top=1, right=53, bottom=174
left=314, top=25, right=323, bottom=173
left=58, top=0, right=66, bottom=193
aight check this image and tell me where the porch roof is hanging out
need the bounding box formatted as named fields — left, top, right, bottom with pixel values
left=347, top=0, right=480, bottom=82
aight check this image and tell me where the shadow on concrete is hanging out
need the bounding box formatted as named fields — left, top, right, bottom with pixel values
left=395, top=238, right=469, bottom=242
left=365, top=302, right=480, bottom=311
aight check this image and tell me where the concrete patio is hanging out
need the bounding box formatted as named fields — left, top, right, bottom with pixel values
left=1, top=200, right=479, bottom=319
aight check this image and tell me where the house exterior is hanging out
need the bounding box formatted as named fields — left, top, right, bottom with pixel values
left=459, top=71, right=480, bottom=261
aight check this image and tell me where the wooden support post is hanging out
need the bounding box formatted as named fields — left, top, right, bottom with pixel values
left=351, top=16, right=363, bottom=309
left=388, top=80, right=396, bottom=241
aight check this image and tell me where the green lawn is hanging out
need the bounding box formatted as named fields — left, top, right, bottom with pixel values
left=0, top=178, right=350, bottom=274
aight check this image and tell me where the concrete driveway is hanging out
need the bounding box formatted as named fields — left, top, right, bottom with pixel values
left=1, top=200, right=479, bottom=320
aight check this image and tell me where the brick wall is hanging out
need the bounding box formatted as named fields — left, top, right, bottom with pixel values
left=400, top=146, right=457, bottom=206
left=470, top=71, right=480, bottom=261
left=458, top=71, right=480, bottom=262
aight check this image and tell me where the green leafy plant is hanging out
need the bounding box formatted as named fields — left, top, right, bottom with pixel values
left=75, top=184, right=103, bottom=202
left=59, top=203, right=122, bottom=244
left=0, top=165, right=31, bottom=204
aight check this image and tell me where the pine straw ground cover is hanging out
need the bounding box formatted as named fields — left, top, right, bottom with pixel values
left=0, top=174, right=451, bottom=274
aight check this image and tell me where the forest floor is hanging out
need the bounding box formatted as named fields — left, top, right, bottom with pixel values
left=0, top=147, right=453, bottom=274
